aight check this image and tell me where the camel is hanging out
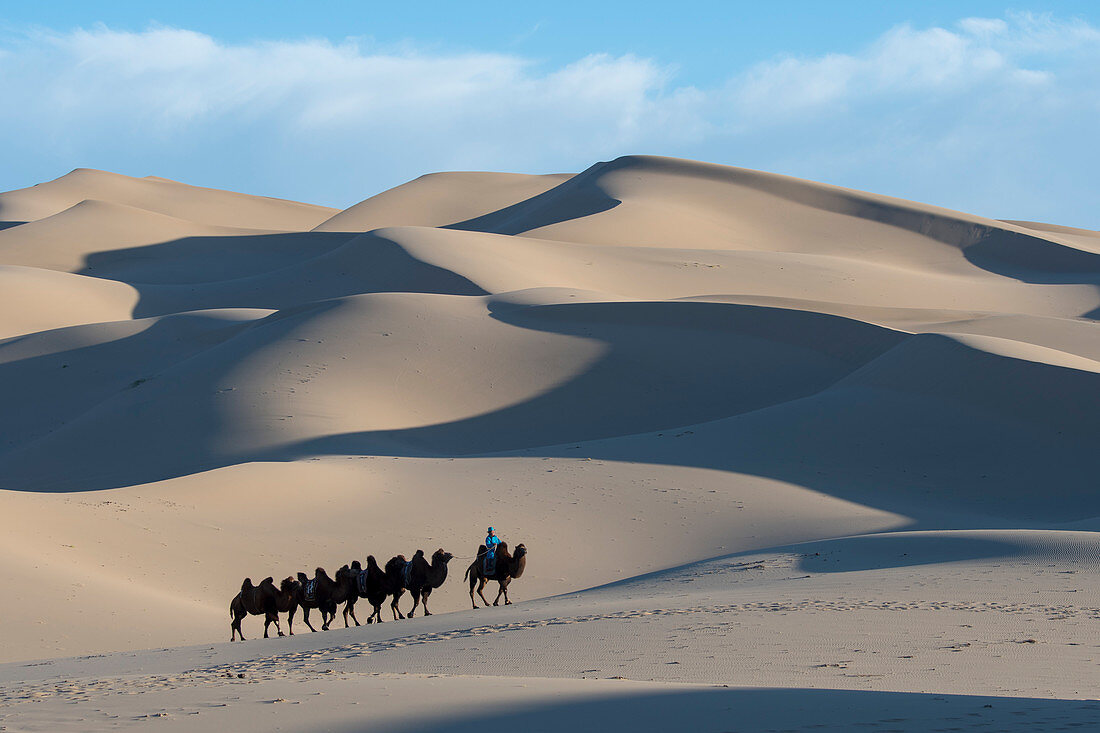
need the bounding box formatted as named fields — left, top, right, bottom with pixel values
left=230, top=576, right=296, bottom=641
left=344, top=555, right=391, bottom=625
left=328, top=564, right=359, bottom=628
left=404, top=548, right=455, bottom=618
left=294, top=567, right=344, bottom=631
left=465, top=542, right=527, bottom=608
left=384, top=554, right=410, bottom=620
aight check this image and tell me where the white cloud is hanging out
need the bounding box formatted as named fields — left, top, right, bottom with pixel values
left=0, top=13, right=1097, bottom=225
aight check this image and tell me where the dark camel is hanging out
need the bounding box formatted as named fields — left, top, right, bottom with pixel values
left=384, top=554, right=410, bottom=620
left=465, top=542, right=527, bottom=608
left=403, top=548, right=455, bottom=618
left=294, top=567, right=346, bottom=631
left=328, top=564, right=359, bottom=628
left=230, top=576, right=296, bottom=641
left=344, top=556, right=392, bottom=625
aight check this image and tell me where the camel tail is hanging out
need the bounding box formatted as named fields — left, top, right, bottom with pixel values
left=464, top=562, right=474, bottom=582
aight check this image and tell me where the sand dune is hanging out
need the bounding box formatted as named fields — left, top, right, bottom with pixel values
left=0, top=155, right=1097, bottom=731
left=0, top=265, right=138, bottom=339
left=313, top=171, right=572, bottom=232
left=0, top=168, right=337, bottom=229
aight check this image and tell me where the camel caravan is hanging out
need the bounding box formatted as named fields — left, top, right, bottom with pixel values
left=230, top=541, right=527, bottom=641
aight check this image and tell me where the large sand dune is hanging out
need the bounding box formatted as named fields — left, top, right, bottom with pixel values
left=0, top=156, right=1097, bottom=731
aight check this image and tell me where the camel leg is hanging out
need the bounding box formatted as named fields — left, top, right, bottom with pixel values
left=493, top=583, right=503, bottom=606
left=344, top=600, right=360, bottom=627
left=231, top=613, right=244, bottom=642
left=421, top=588, right=433, bottom=616
left=369, top=603, right=382, bottom=624
left=501, top=578, right=512, bottom=605
left=288, top=604, right=297, bottom=636
left=468, top=574, right=479, bottom=609
left=476, top=578, right=492, bottom=607
left=264, top=612, right=282, bottom=638
left=408, top=589, right=421, bottom=618
left=390, top=592, right=405, bottom=620
left=302, top=606, right=318, bottom=633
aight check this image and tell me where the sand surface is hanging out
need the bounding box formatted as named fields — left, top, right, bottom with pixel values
left=1, top=156, right=1097, bottom=731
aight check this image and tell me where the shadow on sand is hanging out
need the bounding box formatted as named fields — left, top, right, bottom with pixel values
left=340, top=686, right=1100, bottom=733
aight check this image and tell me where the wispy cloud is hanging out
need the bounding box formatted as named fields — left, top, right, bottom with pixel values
left=0, top=13, right=1097, bottom=225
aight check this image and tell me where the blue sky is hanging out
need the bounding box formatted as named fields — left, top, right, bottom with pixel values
left=2, top=2, right=1098, bottom=227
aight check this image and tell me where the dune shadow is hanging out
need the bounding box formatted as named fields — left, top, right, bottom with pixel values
left=445, top=165, right=620, bottom=235
left=0, top=221, right=25, bottom=232
left=73, top=230, right=487, bottom=318
left=338, top=686, right=1100, bottom=733
left=963, top=229, right=1100, bottom=285
left=577, top=533, right=1040, bottom=598
left=791, top=533, right=1030, bottom=573
left=77, top=231, right=352, bottom=285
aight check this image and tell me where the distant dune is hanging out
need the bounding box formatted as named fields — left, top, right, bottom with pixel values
left=0, top=157, right=1097, bottom=732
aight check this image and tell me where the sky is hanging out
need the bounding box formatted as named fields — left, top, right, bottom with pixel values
left=1, top=1, right=1098, bottom=227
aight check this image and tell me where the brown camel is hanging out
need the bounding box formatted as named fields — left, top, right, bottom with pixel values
left=344, top=556, right=392, bottom=625
left=230, top=576, right=295, bottom=641
left=465, top=542, right=527, bottom=608
left=404, top=548, right=455, bottom=618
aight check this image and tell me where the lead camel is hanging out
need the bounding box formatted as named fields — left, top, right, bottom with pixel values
left=465, top=542, right=527, bottom=608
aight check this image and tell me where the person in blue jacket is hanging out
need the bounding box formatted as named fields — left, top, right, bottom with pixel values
left=484, top=526, right=502, bottom=574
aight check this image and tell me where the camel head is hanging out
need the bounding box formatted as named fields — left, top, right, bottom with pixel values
left=512, top=544, right=527, bottom=578
left=432, top=548, right=454, bottom=565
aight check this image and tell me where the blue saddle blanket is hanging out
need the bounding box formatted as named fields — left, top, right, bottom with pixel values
left=357, top=570, right=369, bottom=596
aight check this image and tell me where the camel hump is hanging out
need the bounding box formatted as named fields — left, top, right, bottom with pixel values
left=241, top=577, right=254, bottom=593
left=414, top=549, right=425, bottom=558
left=297, top=571, right=309, bottom=583
left=261, top=576, right=275, bottom=586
